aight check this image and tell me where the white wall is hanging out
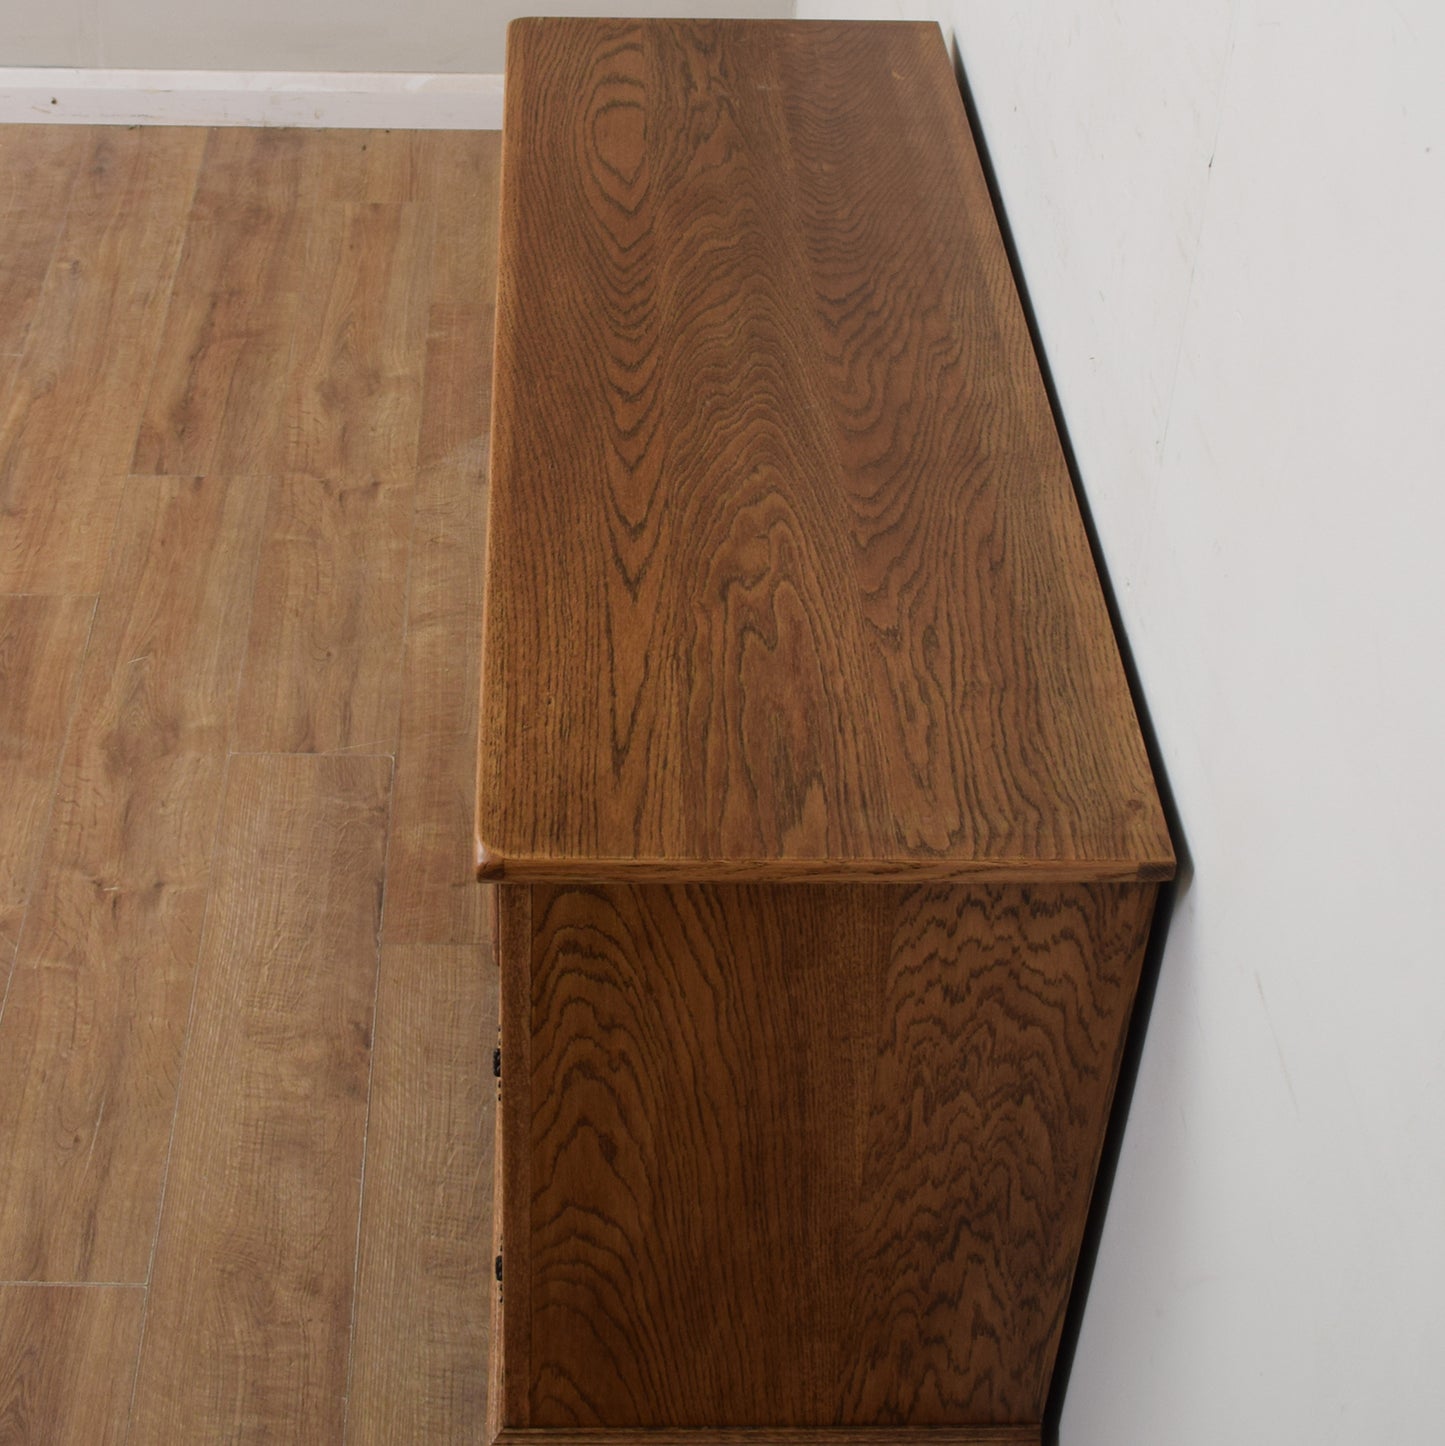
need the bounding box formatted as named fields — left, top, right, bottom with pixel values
left=0, top=0, right=790, bottom=73
left=798, top=0, right=1445, bottom=1440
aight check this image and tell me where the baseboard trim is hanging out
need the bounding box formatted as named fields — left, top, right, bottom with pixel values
left=0, top=68, right=504, bottom=129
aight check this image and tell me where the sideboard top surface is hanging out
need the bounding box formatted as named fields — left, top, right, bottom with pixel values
left=477, top=16, right=1173, bottom=884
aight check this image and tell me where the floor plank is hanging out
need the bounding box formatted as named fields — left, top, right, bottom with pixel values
left=0, top=121, right=502, bottom=1435
left=347, top=943, right=496, bottom=1443
left=0, top=128, right=205, bottom=593
left=353, top=128, right=429, bottom=203
left=0, top=476, right=268, bottom=1282
left=425, top=131, right=503, bottom=306
left=0, top=595, right=95, bottom=965
left=0, top=127, right=85, bottom=357
left=128, top=753, right=390, bottom=1443
left=280, top=201, right=431, bottom=481
left=134, top=132, right=439, bottom=482
left=233, top=475, right=413, bottom=754
left=0, top=1285, right=144, bottom=1445
left=188, top=127, right=370, bottom=210
left=131, top=193, right=308, bottom=478
left=382, top=303, right=492, bottom=942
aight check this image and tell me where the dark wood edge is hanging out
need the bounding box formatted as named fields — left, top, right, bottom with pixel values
left=1034, top=881, right=1159, bottom=1408
left=494, top=1431, right=1040, bottom=1446
left=497, top=885, right=533, bottom=1428
left=486, top=1040, right=505, bottom=1442
left=475, top=837, right=1174, bottom=886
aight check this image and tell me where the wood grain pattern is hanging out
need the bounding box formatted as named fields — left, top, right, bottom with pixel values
left=385, top=302, right=494, bottom=942
left=0, top=477, right=267, bottom=1282
left=494, top=1432, right=1040, bottom=1446
left=0, top=127, right=86, bottom=357
left=478, top=19, right=1171, bottom=883
left=131, top=183, right=308, bottom=477
left=347, top=943, right=496, bottom=1443
left=0, top=125, right=509, bottom=1438
left=279, top=200, right=430, bottom=480
left=187, top=127, right=372, bottom=210
left=477, top=852, right=1172, bottom=887
left=128, top=753, right=389, bottom=1442
left=426, top=131, right=504, bottom=305
left=510, top=879, right=1153, bottom=1427
left=0, top=596, right=95, bottom=963
left=0, top=127, right=204, bottom=592
left=497, top=883, right=533, bottom=1431
left=233, top=474, right=412, bottom=754
left=0, top=1285, right=144, bottom=1445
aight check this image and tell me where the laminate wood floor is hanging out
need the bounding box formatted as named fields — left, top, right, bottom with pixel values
left=0, top=123, right=501, bottom=1444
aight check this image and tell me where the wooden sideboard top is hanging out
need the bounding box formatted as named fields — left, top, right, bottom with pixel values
left=476, top=17, right=1173, bottom=884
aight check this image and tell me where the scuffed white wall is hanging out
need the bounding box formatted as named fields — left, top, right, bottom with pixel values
left=797, top=0, right=1445, bottom=1440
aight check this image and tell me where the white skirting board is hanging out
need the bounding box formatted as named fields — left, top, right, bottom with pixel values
left=0, top=69, right=505, bottom=129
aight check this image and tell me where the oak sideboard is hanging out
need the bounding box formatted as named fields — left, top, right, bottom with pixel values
left=476, top=18, right=1173, bottom=1444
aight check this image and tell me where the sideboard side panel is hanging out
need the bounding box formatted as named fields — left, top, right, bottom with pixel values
left=521, top=881, right=1155, bottom=1427
left=841, top=883, right=1154, bottom=1419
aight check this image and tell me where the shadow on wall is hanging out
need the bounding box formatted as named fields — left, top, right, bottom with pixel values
left=940, top=37, right=1195, bottom=1444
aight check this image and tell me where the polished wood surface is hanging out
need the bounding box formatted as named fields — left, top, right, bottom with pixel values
left=494, top=1431, right=1041, bottom=1446
left=0, top=596, right=93, bottom=962
left=478, top=18, right=1172, bottom=885
left=0, top=123, right=499, bottom=1440
left=0, top=475, right=270, bottom=1282
left=131, top=167, right=308, bottom=476
left=280, top=200, right=430, bottom=481
left=499, top=880, right=1153, bottom=1428
left=484, top=21, right=1173, bottom=1438
left=129, top=753, right=389, bottom=1440
left=0, top=127, right=84, bottom=357
left=234, top=474, right=413, bottom=753
left=0, top=1285, right=144, bottom=1444
left=0, top=128, right=204, bottom=593
left=348, top=942, right=498, bottom=1441
left=429, top=131, right=504, bottom=305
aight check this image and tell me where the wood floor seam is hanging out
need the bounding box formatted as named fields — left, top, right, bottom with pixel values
left=225, top=749, right=399, bottom=760
left=0, top=1280, right=147, bottom=1289
left=340, top=773, right=400, bottom=1444
left=344, top=631, right=411, bottom=1439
